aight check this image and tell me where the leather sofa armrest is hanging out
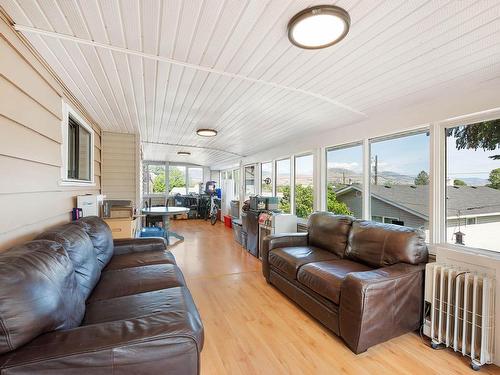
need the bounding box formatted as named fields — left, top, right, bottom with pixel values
left=339, top=263, right=425, bottom=354
left=113, top=237, right=167, bottom=255
left=261, top=232, right=308, bottom=280
left=0, top=312, right=203, bottom=374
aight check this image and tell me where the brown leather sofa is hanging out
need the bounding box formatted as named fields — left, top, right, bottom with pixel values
left=0, top=216, right=203, bottom=374
left=262, top=212, right=428, bottom=354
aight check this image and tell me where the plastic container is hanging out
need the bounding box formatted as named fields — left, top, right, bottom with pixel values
left=140, top=226, right=166, bottom=238
left=224, top=215, right=233, bottom=228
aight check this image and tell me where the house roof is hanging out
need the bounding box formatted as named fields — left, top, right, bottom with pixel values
left=336, top=184, right=500, bottom=219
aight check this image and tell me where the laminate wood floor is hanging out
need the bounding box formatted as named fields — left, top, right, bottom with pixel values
left=169, top=219, right=500, bottom=375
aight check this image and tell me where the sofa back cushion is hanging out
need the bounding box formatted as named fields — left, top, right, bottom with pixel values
left=346, top=220, right=428, bottom=267
left=36, top=223, right=100, bottom=299
left=308, top=212, right=353, bottom=257
left=74, top=216, right=114, bottom=270
left=0, top=240, right=85, bottom=354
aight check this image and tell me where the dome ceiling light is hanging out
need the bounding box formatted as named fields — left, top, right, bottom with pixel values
left=177, top=151, right=191, bottom=156
left=196, top=128, right=218, bottom=137
left=288, top=5, right=350, bottom=49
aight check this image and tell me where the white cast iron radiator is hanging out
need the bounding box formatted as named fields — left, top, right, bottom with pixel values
left=424, top=263, right=495, bottom=370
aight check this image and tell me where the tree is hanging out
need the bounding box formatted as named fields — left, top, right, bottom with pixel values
left=449, top=120, right=500, bottom=160
left=414, top=170, right=429, bottom=185
left=168, top=167, right=186, bottom=193
left=488, top=168, right=500, bottom=190
left=453, top=179, right=467, bottom=186
left=152, top=172, right=165, bottom=193
left=295, top=185, right=314, bottom=218
left=277, top=185, right=291, bottom=213
left=327, top=184, right=352, bottom=215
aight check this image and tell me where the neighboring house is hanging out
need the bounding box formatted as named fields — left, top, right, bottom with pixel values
left=335, top=184, right=500, bottom=251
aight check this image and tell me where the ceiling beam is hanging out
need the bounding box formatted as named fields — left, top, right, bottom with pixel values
left=143, top=141, right=245, bottom=158
left=14, top=23, right=367, bottom=117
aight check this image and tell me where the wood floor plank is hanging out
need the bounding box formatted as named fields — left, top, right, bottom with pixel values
left=169, top=220, right=500, bottom=375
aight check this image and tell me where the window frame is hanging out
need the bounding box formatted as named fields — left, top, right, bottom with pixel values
left=260, top=161, right=274, bottom=197
left=143, top=162, right=168, bottom=196
left=325, top=141, right=364, bottom=217
left=294, top=153, right=315, bottom=219
left=60, top=103, right=95, bottom=186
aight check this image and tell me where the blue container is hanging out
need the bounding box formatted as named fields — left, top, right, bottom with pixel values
left=215, top=188, right=222, bottom=199
left=140, top=226, right=166, bottom=238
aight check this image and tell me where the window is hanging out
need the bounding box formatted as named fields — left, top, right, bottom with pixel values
left=326, top=143, right=363, bottom=218
left=233, top=168, right=240, bottom=199
left=169, top=165, right=186, bottom=194
left=188, top=167, right=203, bottom=194
left=295, top=154, right=314, bottom=218
left=244, top=165, right=256, bottom=198
left=446, top=119, right=500, bottom=251
left=63, top=105, right=93, bottom=183
left=261, top=162, right=273, bottom=196
left=276, top=159, right=291, bottom=213
left=370, top=130, right=430, bottom=238
left=144, top=163, right=166, bottom=195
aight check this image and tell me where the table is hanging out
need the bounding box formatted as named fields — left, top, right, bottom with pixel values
left=141, top=206, right=190, bottom=245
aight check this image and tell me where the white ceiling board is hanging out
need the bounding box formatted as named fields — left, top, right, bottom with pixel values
left=2, top=0, right=500, bottom=167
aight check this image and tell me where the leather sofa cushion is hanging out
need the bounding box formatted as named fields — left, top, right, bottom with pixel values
left=0, top=240, right=85, bottom=354
left=297, top=260, right=372, bottom=304
left=268, top=246, right=339, bottom=280
left=83, top=287, right=204, bottom=349
left=104, top=250, right=176, bottom=271
left=36, top=223, right=101, bottom=300
left=74, top=216, right=114, bottom=269
left=87, top=264, right=186, bottom=303
left=346, top=220, right=428, bottom=267
left=308, top=212, right=353, bottom=257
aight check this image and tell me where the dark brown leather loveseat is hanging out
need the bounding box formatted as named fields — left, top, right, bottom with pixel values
left=0, top=216, right=203, bottom=374
left=262, top=212, right=428, bottom=353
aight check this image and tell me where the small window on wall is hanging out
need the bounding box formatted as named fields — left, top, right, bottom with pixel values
left=244, top=165, right=256, bottom=198
left=276, top=159, right=291, bottom=213
left=63, top=105, right=94, bottom=183
left=188, top=167, right=203, bottom=194
left=295, top=154, right=314, bottom=218
left=261, top=162, right=273, bottom=197
left=446, top=119, right=500, bottom=252
left=370, top=130, right=430, bottom=239
left=326, top=143, right=363, bottom=218
left=169, top=166, right=186, bottom=195
left=144, top=164, right=166, bottom=195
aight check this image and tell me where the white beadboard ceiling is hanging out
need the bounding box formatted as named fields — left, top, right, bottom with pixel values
left=2, top=0, right=500, bottom=167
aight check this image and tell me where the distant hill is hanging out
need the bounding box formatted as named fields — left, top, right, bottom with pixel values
left=326, top=167, right=416, bottom=185
left=456, top=177, right=489, bottom=186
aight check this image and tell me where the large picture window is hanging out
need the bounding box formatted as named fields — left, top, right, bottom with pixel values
left=188, top=167, right=203, bottom=194
left=294, top=154, right=314, bottom=218
left=169, top=165, right=186, bottom=194
left=370, top=130, right=430, bottom=238
left=276, top=159, right=291, bottom=213
left=244, top=165, right=256, bottom=198
left=326, top=143, right=363, bottom=218
left=261, top=162, right=273, bottom=196
left=144, top=163, right=166, bottom=195
left=446, top=119, right=500, bottom=252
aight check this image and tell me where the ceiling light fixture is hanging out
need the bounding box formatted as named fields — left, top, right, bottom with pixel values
left=288, top=5, right=350, bottom=49
left=177, top=151, right=191, bottom=156
left=196, top=128, right=218, bottom=137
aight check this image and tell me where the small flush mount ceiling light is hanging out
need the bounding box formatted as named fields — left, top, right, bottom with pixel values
left=196, top=128, right=218, bottom=137
left=288, top=5, right=350, bottom=49
left=177, top=151, right=191, bottom=156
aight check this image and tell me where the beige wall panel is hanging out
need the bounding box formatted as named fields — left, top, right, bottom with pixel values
left=0, top=156, right=60, bottom=193
left=0, top=36, right=61, bottom=118
left=94, top=146, right=101, bottom=163
left=0, top=19, right=62, bottom=96
left=0, top=77, right=62, bottom=142
left=0, top=116, right=61, bottom=166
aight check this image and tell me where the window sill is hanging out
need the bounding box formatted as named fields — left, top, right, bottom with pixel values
left=59, top=179, right=96, bottom=187
left=430, top=242, right=500, bottom=260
